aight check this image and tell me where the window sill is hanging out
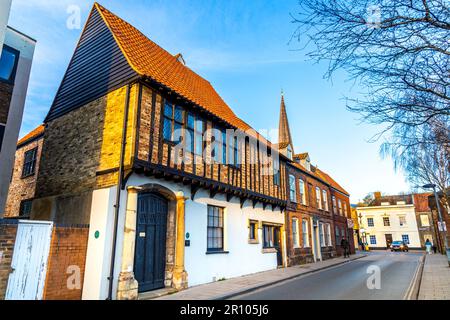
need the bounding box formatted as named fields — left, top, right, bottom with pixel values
left=248, top=239, right=259, bottom=244
left=21, top=173, right=35, bottom=179
left=206, top=250, right=229, bottom=255
left=262, top=248, right=277, bottom=254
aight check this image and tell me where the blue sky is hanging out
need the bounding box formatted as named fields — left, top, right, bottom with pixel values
left=9, top=0, right=410, bottom=202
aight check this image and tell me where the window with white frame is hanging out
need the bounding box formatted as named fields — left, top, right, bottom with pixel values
left=338, top=199, right=342, bottom=215
left=367, top=217, right=374, bottom=227
left=322, top=190, right=328, bottom=211
left=402, top=234, right=410, bottom=244
left=289, top=175, right=297, bottom=202
left=302, top=220, right=309, bottom=247
left=319, top=223, right=325, bottom=247
left=316, top=187, right=322, bottom=209
left=420, top=215, right=430, bottom=227
left=399, top=216, right=407, bottom=226
left=332, top=196, right=337, bottom=213
left=370, top=235, right=377, bottom=245
left=292, top=218, right=300, bottom=248
left=299, top=179, right=306, bottom=205
left=326, top=223, right=332, bottom=246
left=383, top=216, right=390, bottom=226
left=343, top=203, right=347, bottom=216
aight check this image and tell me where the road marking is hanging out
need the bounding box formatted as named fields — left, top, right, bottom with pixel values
left=403, top=254, right=425, bottom=300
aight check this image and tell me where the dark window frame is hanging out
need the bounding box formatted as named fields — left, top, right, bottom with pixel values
left=21, top=147, right=38, bottom=178
left=249, top=220, right=257, bottom=241
left=263, top=224, right=277, bottom=248
left=207, top=205, right=225, bottom=252
left=0, top=45, right=20, bottom=84
left=19, top=199, right=33, bottom=217
left=162, top=101, right=184, bottom=144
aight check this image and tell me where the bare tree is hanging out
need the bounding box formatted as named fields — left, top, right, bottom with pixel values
left=291, top=0, right=450, bottom=195
left=291, top=0, right=449, bottom=130
left=384, top=118, right=450, bottom=208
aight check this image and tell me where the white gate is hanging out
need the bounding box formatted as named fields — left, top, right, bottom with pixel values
left=5, top=220, right=53, bottom=300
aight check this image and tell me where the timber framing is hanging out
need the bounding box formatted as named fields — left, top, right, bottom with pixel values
left=133, top=160, right=286, bottom=209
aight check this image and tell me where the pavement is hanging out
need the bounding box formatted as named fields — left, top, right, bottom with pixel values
left=150, top=253, right=366, bottom=300
left=233, top=251, right=423, bottom=300
left=418, top=253, right=450, bottom=300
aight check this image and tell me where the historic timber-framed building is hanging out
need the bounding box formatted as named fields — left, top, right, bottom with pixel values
left=30, top=3, right=289, bottom=300
left=3, top=2, right=355, bottom=300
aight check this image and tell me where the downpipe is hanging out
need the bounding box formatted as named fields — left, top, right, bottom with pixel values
left=107, top=84, right=131, bottom=300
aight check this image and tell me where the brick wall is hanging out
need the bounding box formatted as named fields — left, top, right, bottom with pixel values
left=4, top=137, right=43, bottom=217
left=43, top=226, right=89, bottom=300
left=0, top=222, right=18, bottom=299
left=0, top=81, right=13, bottom=124
left=32, top=84, right=138, bottom=224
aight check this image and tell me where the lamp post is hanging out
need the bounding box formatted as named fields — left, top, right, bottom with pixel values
left=423, top=184, right=450, bottom=266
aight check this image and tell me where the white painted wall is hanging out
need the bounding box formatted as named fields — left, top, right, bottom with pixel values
left=357, top=205, right=421, bottom=248
left=82, top=187, right=126, bottom=300
left=126, top=174, right=285, bottom=287
left=184, top=190, right=284, bottom=286
left=82, top=173, right=287, bottom=298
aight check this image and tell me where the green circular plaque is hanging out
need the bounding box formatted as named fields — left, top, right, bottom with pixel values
left=94, top=230, right=100, bottom=239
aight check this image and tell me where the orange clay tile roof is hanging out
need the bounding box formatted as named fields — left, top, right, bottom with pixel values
left=95, top=3, right=254, bottom=134
left=315, top=168, right=349, bottom=196
left=290, top=161, right=349, bottom=196
left=17, top=124, right=45, bottom=146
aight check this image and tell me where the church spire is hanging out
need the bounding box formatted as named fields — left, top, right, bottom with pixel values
left=278, top=91, right=294, bottom=158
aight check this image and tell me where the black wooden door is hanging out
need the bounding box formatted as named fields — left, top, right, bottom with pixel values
left=134, top=193, right=168, bottom=292
left=274, top=227, right=283, bottom=266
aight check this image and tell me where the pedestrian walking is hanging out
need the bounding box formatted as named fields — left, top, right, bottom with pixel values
left=432, top=244, right=437, bottom=254
left=341, top=237, right=349, bottom=258
left=425, top=239, right=432, bottom=254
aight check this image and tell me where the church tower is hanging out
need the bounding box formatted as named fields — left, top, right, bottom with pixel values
left=278, top=91, right=294, bottom=159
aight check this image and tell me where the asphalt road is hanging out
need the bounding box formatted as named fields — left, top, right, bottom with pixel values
left=232, top=251, right=423, bottom=300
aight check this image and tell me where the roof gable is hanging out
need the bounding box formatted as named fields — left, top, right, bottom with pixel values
left=45, top=4, right=137, bottom=122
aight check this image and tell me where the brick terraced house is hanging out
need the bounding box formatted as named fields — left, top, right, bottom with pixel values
left=30, top=3, right=289, bottom=300
left=4, top=124, right=44, bottom=218
left=278, top=94, right=354, bottom=265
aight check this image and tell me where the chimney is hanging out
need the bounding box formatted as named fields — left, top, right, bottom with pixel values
left=374, top=191, right=381, bottom=199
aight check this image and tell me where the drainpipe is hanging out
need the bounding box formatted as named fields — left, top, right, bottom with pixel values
left=107, top=84, right=131, bottom=300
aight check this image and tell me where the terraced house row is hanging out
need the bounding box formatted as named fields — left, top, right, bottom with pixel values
left=2, top=3, right=354, bottom=300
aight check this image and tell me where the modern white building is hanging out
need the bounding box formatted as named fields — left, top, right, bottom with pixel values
left=357, top=193, right=421, bottom=249
left=0, top=1, right=36, bottom=216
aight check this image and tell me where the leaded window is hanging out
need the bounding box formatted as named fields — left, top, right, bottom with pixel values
left=22, top=147, right=38, bottom=178
left=163, top=102, right=184, bottom=143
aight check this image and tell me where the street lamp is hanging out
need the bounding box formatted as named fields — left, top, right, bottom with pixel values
left=422, top=183, right=450, bottom=266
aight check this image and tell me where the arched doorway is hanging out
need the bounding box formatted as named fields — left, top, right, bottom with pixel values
left=134, top=192, right=168, bottom=292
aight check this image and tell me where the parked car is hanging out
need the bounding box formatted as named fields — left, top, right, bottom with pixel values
left=390, top=241, right=409, bottom=252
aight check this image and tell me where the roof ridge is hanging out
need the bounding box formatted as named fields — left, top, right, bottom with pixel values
left=93, top=3, right=254, bottom=132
